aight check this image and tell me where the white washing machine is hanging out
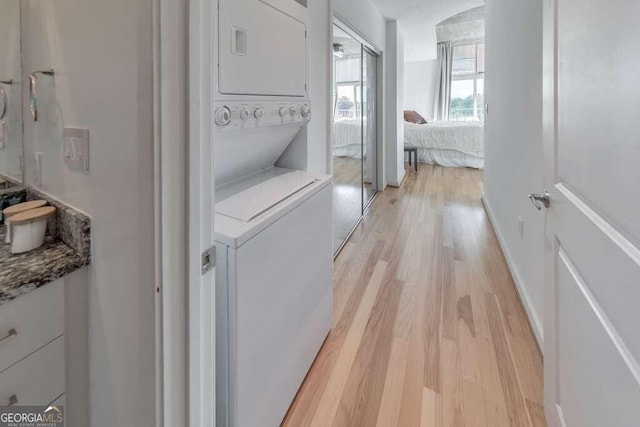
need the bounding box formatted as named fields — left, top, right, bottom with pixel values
left=215, top=167, right=332, bottom=427
left=214, top=1, right=332, bottom=424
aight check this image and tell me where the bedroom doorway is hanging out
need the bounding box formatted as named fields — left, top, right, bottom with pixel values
left=331, top=22, right=379, bottom=255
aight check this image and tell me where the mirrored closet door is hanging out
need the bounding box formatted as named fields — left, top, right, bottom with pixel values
left=362, top=47, right=377, bottom=206
left=332, top=23, right=379, bottom=255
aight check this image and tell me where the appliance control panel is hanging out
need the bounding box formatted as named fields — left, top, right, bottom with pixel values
left=215, top=102, right=311, bottom=130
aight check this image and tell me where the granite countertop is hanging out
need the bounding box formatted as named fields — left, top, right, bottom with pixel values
left=0, top=227, right=87, bottom=306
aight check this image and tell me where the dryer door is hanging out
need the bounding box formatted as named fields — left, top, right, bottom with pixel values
left=218, top=0, right=307, bottom=97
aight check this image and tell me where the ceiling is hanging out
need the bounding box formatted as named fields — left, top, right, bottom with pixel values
left=369, top=0, right=485, bottom=62
left=333, top=26, right=362, bottom=57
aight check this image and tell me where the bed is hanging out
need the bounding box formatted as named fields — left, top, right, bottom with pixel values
left=404, top=121, right=484, bottom=169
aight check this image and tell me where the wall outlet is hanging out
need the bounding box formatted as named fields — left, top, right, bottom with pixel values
left=0, top=122, right=7, bottom=150
left=63, top=127, right=90, bottom=171
left=517, top=216, right=524, bottom=238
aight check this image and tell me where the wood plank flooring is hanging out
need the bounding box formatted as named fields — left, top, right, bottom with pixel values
left=332, top=156, right=377, bottom=253
left=283, top=165, right=545, bottom=427
left=332, top=156, right=364, bottom=253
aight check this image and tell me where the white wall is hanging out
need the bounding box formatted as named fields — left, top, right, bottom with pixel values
left=333, top=0, right=386, bottom=51
left=21, top=0, right=157, bottom=425
left=483, top=0, right=544, bottom=344
left=307, top=0, right=331, bottom=174
left=385, top=20, right=405, bottom=187
left=403, top=59, right=438, bottom=121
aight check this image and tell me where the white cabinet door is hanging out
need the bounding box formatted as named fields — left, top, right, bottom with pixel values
left=542, top=0, right=640, bottom=425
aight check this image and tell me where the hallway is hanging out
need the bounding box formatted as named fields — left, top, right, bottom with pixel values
left=284, top=165, right=545, bottom=426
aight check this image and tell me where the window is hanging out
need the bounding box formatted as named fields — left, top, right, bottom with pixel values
left=450, top=42, right=485, bottom=121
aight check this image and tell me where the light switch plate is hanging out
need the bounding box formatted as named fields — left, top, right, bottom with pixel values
left=63, top=127, right=90, bottom=171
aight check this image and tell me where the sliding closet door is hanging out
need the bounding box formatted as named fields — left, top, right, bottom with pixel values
left=362, top=48, right=377, bottom=206
left=332, top=25, right=363, bottom=254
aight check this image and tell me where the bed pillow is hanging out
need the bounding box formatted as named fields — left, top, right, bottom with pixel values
left=404, top=110, right=427, bottom=124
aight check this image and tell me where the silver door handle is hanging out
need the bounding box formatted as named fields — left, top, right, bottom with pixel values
left=529, top=190, right=550, bottom=210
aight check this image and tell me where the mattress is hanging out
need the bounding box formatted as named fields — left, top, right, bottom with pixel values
left=410, top=148, right=484, bottom=169
left=332, top=120, right=362, bottom=159
left=404, top=121, right=484, bottom=169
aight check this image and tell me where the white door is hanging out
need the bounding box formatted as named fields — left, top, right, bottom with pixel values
left=542, top=0, right=640, bottom=426
left=188, top=0, right=216, bottom=425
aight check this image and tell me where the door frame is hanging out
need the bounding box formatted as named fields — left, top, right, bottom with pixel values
left=187, top=0, right=216, bottom=424
left=155, top=0, right=216, bottom=425
left=361, top=45, right=380, bottom=207
left=541, top=0, right=559, bottom=424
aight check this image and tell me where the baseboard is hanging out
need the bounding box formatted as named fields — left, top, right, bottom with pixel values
left=387, top=169, right=406, bottom=188
left=481, top=193, right=544, bottom=349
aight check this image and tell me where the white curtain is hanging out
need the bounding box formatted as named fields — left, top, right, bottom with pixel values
left=434, top=42, right=453, bottom=121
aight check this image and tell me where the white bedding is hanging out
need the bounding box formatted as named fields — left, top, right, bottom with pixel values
left=332, top=120, right=362, bottom=158
left=404, top=121, right=484, bottom=169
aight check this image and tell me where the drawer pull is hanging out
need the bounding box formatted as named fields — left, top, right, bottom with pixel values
left=0, top=328, right=17, bottom=345
left=8, top=394, right=18, bottom=406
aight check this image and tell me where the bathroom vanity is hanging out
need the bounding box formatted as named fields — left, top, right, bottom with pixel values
left=0, top=186, right=91, bottom=408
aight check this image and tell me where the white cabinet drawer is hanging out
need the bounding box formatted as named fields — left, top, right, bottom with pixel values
left=0, top=336, right=65, bottom=407
left=0, top=280, right=64, bottom=372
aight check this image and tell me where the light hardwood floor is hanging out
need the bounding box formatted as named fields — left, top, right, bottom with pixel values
left=332, top=156, right=378, bottom=253
left=333, top=156, right=364, bottom=253
left=284, top=164, right=545, bottom=427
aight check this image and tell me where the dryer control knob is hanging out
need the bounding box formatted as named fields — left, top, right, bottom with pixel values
left=240, top=109, right=250, bottom=120
left=215, top=106, right=231, bottom=127
left=279, top=107, right=288, bottom=117
left=254, top=107, right=264, bottom=119
left=301, top=104, right=311, bottom=118
left=290, top=107, right=298, bottom=116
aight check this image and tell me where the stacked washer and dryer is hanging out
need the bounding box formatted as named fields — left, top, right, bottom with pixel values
left=214, top=1, right=333, bottom=426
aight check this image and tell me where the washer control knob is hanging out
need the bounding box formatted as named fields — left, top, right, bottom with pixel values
left=290, top=106, right=298, bottom=116
left=215, top=106, right=232, bottom=127
left=279, top=107, right=288, bottom=117
left=240, top=108, right=250, bottom=120
left=254, top=107, right=264, bottom=119
left=301, top=104, right=311, bottom=118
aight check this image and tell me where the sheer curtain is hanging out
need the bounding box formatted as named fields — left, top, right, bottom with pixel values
left=434, top=42, right=453, bottom=121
